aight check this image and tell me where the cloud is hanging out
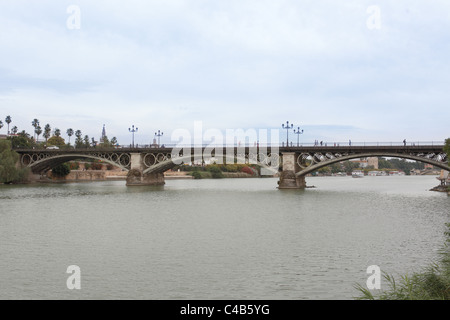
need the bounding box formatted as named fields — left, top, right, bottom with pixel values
left=0, top=0, right=449, bottom=144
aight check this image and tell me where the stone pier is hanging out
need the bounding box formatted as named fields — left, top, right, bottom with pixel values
left=277, top=152, right=306, bottom=189
left=126, top=153, right=165, bottom=186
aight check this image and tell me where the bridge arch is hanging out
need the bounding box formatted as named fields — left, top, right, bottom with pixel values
left=142, top=153, right=280, bottom=175
left=296, top=152, right=450, bottom=176
left=22, top=153, right=131, bottom=173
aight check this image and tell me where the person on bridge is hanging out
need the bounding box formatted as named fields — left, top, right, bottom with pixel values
left=403, top=139, right=407, bottom=146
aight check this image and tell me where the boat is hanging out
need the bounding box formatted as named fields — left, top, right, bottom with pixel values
left=352, top=170, right=364, bottom=178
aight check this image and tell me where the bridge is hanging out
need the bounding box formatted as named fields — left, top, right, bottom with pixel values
left=15, top=143, right=449, bottom=188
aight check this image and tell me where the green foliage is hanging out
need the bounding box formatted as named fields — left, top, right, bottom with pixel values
left=0, top=140, right=30, bottom=183
left=47, top=135, right=66, bottom=147
left=51, top=163, right=70, bottom=177
left=192, top=171, right=202, bottom=179
left=8, top=135, right=31, bottom=149
left=342, top=161, right=360, bottom=174
left=208, top=165, right=224, bottom=179
left=444, top=138, right=450, bottom=163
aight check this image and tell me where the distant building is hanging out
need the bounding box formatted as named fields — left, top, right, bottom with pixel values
left=100, top=124, right=106, bottom=143
left=424, top=163, right=434, bottom=170
left=350, top=158, right=369, bottom=168
left=367, top=157, right=379, bottom=169
left=350, top=157, right=379, bottom=169
left=0, top=134, right=7, bottom=140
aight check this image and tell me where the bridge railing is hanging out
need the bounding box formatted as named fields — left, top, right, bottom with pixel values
left=114, top=141, right=445, bottom=148
left=13, top=141, right=445, bottom=151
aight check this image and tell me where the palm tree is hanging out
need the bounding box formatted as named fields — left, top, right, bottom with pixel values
left=11, top=126, right=18, bottom=135
left=5, top=116, right=11, bottom=135
left=66, top=128, right=74, bottom=145
left=43, top=124, right=51, bottom=143
left=35, top=126, right=42, bottom=143
left=31, top=118, right=39, bottom=140
left=0, top=120, right=3, bottom=132
left=75, top=130, right=83, bottom=148
left=54, top=128, right=61, bottom=137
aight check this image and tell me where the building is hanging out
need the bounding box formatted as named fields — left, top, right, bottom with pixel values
left=100, top=124, right=106, bottom=143
left=350, top=157, right=379, bottom=169
left=0, top=134, right=7, bottom=140
left=367, top=157, right=379, bottom=169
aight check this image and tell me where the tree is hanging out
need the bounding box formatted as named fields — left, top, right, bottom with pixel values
left=54, top=128, right=61, bottom=137
left=5, top=116, right=11, bottom=135
left=83, top=135, right=90, bottom=148
left=11, top=126, right=18, bottom=135
left=35, top=125, right=42, bottom=143
left=47, top=135, right=66, bottom=147
left=444, top=138, right=450, bottom=163
left=31, top=119, right=39, bottom=140
left=75, top=130, right=83, bottom=148
left=51, top=163, right=70, bottom=178
left=0, top=120, right=3, bottom=131
left=342, top=161, right=360, bottom=174
left=66, top=128, right=74, bottom=145
left=0, top=140, right=29, bottom=183
left=100, top=135, right=110, bottom=147
left=43, top=124, right=51, bottom=143
left=111, top=137, right=118, bottom=146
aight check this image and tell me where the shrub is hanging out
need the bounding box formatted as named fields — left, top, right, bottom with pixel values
left=68, top=161, right=79, bottom=170
left=209, top=165, right=224, bottom=179
left=192, top=171, right=202, bottom=179
left=52, top=163, right=70, bottom=177
left=241, top=166, right=254, bottom=176
left=91, top=162, right=103, bottom=170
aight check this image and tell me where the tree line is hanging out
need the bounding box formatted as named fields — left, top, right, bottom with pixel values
left=0, top=115, right=118, bottom=149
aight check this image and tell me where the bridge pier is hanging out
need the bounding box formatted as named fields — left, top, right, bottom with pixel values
left=278, top=152, right=306, bottom=189
left=126, top=153, right=165, bottom=186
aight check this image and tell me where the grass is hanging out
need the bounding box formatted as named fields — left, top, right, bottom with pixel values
left=354, top=223, right=450, bottom=300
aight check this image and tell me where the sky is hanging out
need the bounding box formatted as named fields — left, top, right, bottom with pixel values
left=0, top=0, right=449, bottom=146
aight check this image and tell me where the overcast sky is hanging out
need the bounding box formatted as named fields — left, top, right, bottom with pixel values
left=0, top=0, right=449, bottom=146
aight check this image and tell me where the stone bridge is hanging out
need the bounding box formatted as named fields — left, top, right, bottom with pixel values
left=15, top=144, right=449, bottom=188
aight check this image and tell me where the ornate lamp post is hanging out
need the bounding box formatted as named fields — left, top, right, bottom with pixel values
left=129, top=125, right=138, bottom=148
left=282, top=121, right=293, bottom=147
left=294, top=126, right=304, bottom=147
left=155, top=130, right=163, bottom=147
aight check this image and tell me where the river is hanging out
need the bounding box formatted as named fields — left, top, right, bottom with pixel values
left=0, top=175, right=448, bottom=300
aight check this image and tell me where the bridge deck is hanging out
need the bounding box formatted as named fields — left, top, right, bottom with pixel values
left=14, top=145, right=446, bottom=154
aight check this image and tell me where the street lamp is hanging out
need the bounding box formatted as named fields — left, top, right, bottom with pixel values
left=155, top=130, right=163, bottom=147
left=294, top=126, right=304, bottom=147
left=282, top=121, right=293, bottom=147
left=129, top=125, right=138, bottom=148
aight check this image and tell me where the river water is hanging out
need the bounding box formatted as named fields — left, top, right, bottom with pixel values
left=0, top=176, right=448, bottom=300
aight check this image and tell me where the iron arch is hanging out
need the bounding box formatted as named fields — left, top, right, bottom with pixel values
left=296, top=152, right=450, bottom=176
left=24, top=153, right=131, bottom=174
